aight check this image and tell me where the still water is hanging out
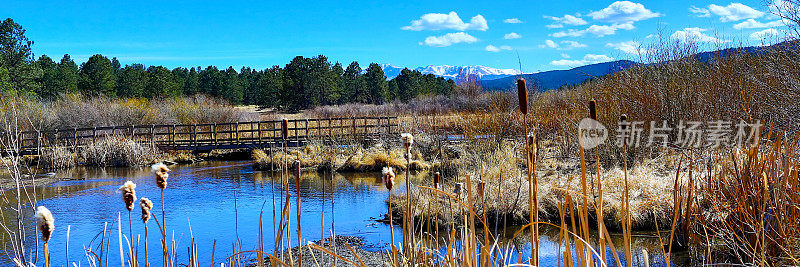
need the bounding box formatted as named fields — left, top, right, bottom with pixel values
left=2, top=161, right=677, bottom=266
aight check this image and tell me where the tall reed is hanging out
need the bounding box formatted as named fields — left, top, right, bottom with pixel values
left=151, top=163, right=171, bottom=267
left=140, top=198, right=153, bottom=267
left=382, top=167, right=399, bottom=266
left=119, top=181, right=137, bottom=267
left=517, top=78, right=539, bottom=265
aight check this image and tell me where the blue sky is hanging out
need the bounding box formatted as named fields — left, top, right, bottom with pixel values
left=1, top=0, right=790, bottom=72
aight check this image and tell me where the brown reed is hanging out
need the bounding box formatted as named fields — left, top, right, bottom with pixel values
left=294, top=160, right=303, bottom=267
left=118, top=181, right=137, bottom=267
left=150, top=163, right=171, bottom=267
left=140, top=198, right=153, bottom=267
left=382, top=167, right=399, bottom=266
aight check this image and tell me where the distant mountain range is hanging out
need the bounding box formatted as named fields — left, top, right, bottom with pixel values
left=480, top=60, right=638, bottom=91
left=379, top=64, right=521, bottom=81
left=381, top=41, right=796, bottom=92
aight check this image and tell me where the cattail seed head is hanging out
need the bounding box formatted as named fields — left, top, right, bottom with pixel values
left=453, top=182, right=463, bottom=196
left=527, top=133, right=537, bottom=156
left=589, top=99, right=597, bottom=120
left=382, top=167, right=396, bottom=190
left=151, top=163, right=170, bottom=189
left=35, top=206, right=55, bottom=243
left=140, top=198, right=153, bottom=223
left=517, top=78, right=528, bottom=114
left=477, top=181, right=486, bottom=198
left=620, top=114, right=628, bottom=130
left=119, top=181, right=137, bottom=211
left=281, top=118, right=289, bottom=140
left=401, top=133, right=414, bottom=149
left=433, top=172, right=440, bottom=189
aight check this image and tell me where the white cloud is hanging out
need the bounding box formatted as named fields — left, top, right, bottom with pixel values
left=733, top=18, right=787, bottom=29
left=544, top=14, right=588, bottom=28
left=486, top=45, right=512, bottom=52
left=690, top=6, right=711, bottom=17
left=561, top=53, right=571, bottom=58
left=750, top=28, right=779, bottom=40
left=539, top=40, right=560, bottom=48
left=539, top=40, right=587, bottom=50
left=707, top=3, right=764, bottom=22
left=421, top=32, right=479, bottom=47
left=671, top=27, right=730, bottom=43
left=504, top=32, right=522, bottom=39
left=403, top=12, right=488, bottom=31
left=588, top=1, right=662, bottom=23
left=551, top=54, right=614, bottom=67
left=606, top=41, right=646, bottom=54
left=646, top=34, right=659, bottom=38
left=504, top=18, right=523, bottom=24
left=552, top=29, right=585, bottom=37
left=562, top=40, right=587, bottom=48
left=552, top=23, right=634, bottom=37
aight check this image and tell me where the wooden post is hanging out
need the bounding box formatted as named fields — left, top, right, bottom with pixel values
left=213, top=123, right=218, bottom=147
left=235, top=122, right=240, bottom=143
left=73, top=128, right=78, bottom=151
left=171, top=124, right=176, bottom=147
left=93, top=127, right=97, bottom=143
left=257, top=122, right=262, bottom=147
left=150, top=125, right=156, bottom=146
left=192, top=124, right=197, bottom=148
left=304, top=119, right=309, bottom=140
left=316, top=119, right=321, bottom=141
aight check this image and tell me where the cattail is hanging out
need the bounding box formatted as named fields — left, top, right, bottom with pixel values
left=281, top=118, right=289, bottom=140
left=517, top=78, right=528, bottom=114
left=140, top=198, right=153, bottom=223
left=35, top=206, right=55, bottom=242
left=119, top=181, right=137, bottom=211
left=527, top=133, right=537, bottom=161
left=382, top=167, right=396, bottom=190
left=401, top=133, right=414, bottom=150
left=477, top=181, right=486, bottom=198
left=620, top=114, right=628, bottom=129
left=589, top=99, right=597, bottom=120
left=151, top=163, right=170, bottom=189
left=453, top=182, right=463, bottom=197
left=433, top=172, right=440, bottom=189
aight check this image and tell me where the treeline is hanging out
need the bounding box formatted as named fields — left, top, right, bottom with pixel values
left=1, top=18, right=455, bottom=111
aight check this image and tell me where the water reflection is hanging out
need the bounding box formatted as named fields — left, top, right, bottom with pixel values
left=1, top=161, right=679, bottom=266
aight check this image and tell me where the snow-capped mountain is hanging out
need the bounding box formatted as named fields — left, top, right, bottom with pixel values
left=379, top=64, right=522, bottom=81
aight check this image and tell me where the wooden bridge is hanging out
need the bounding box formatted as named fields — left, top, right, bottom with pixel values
left=7, top=117, right=399, bottom=155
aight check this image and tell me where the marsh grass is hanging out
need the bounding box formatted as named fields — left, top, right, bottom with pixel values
left=38, top=146, right=76, bottom=170
left=82, top=136, right=159, bottom=167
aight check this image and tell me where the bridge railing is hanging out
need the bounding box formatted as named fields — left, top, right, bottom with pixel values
left=5, top=116, right=398, bottom=154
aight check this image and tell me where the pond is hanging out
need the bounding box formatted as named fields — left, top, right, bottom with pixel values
left=1, top=161, right=682, bottom=266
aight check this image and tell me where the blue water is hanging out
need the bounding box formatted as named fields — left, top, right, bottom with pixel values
left=2, top=161, right=677, bottom=266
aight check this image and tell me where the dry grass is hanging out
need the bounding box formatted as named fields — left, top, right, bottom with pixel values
left=37, top=146, right=76, bottom=170
left=253, top=144, right=431, bottom=173
left=81, top=136, right=160, bottom=167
